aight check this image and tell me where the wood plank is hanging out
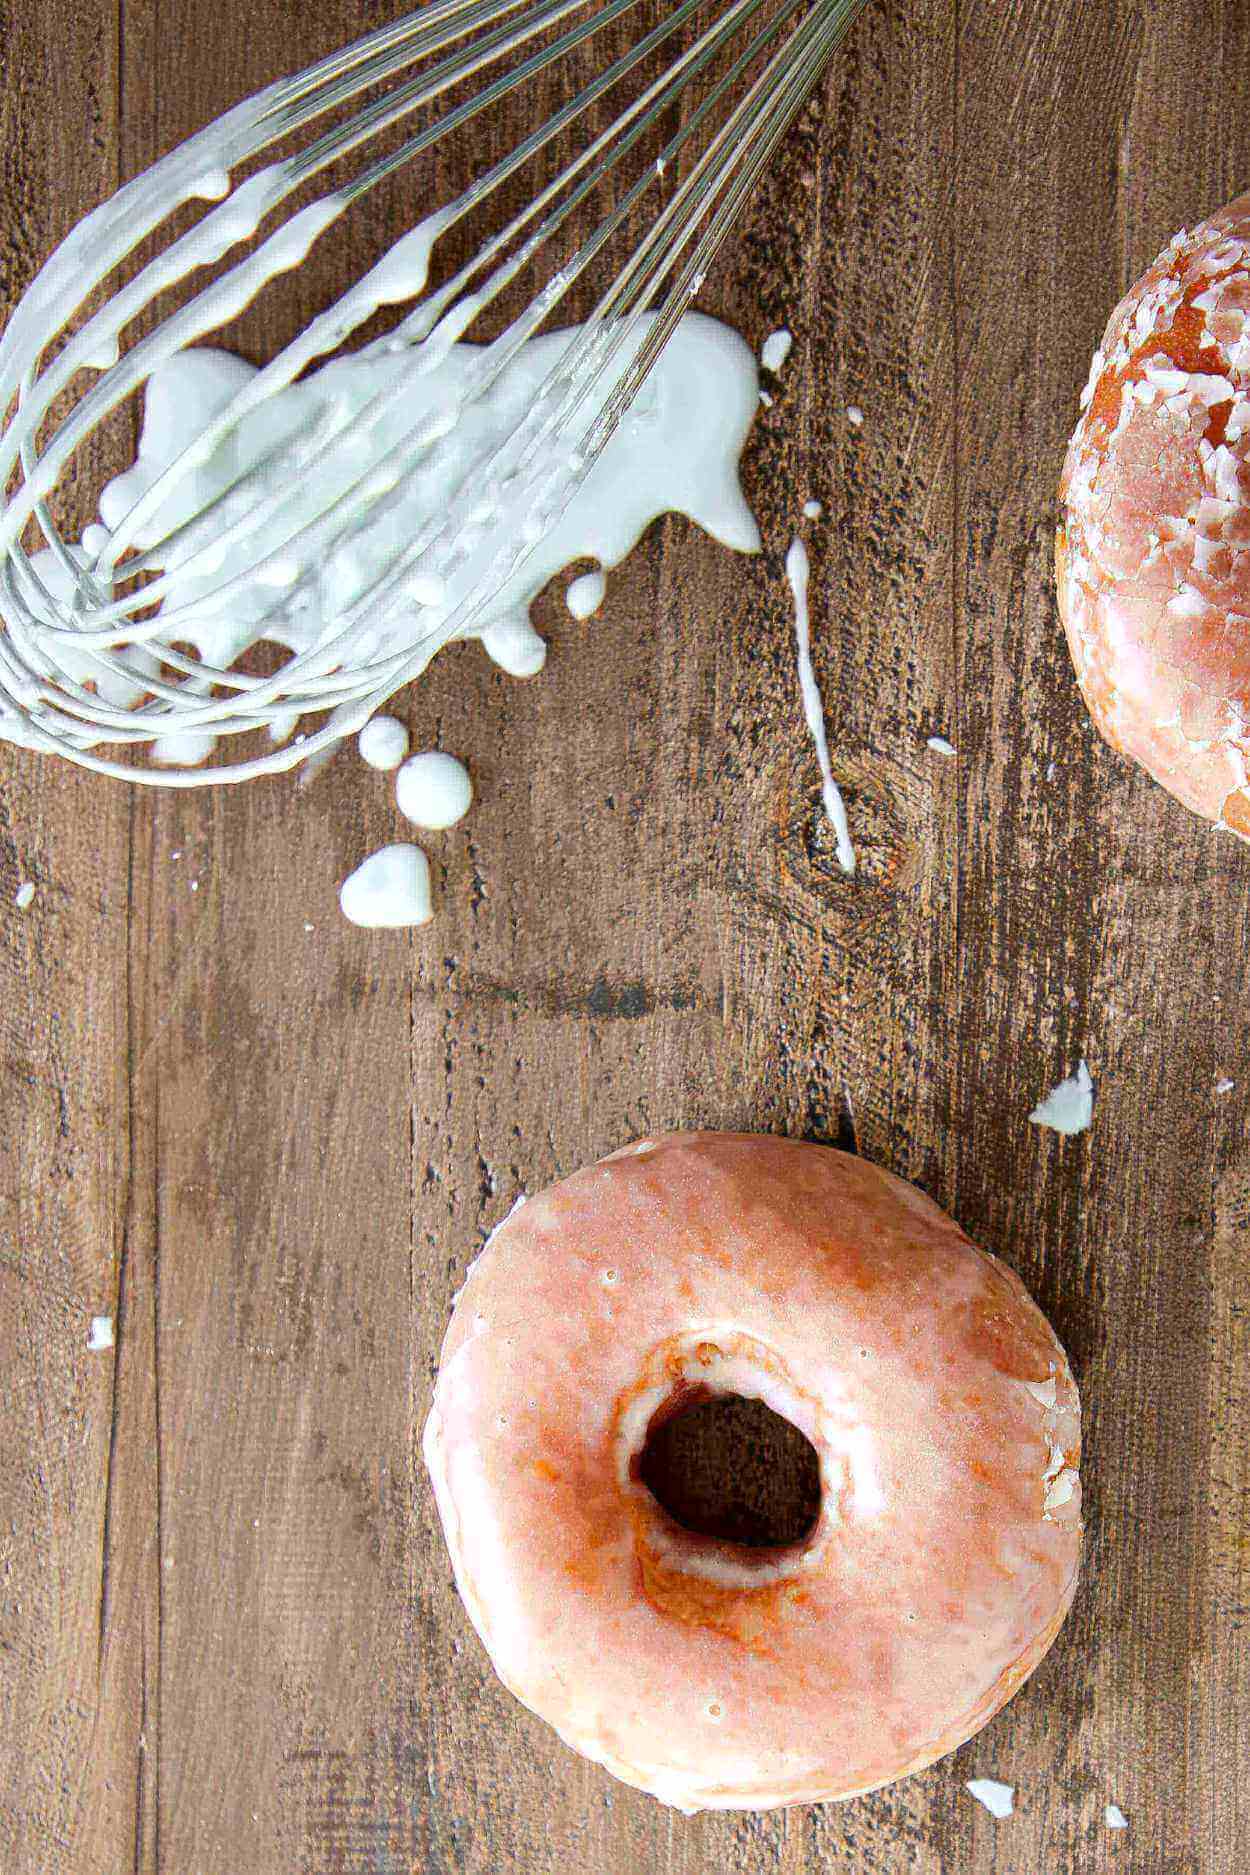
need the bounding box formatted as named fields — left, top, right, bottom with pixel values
left=0, top=5, right=137, bottom=1873
left=110, top=6, right=435, bottom=1871
left=404, top=0, right=958, bottom=1869
left=951, top=3, right=1250, bottom=1872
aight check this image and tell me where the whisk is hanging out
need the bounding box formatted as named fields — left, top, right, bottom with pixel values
left=0, top=0, right=864, bottom=785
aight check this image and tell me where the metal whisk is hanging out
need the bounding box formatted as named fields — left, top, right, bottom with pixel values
left=0, top=0, right=864, bottom=784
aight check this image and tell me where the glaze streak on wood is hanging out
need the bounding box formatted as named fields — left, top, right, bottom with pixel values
left=2, top=2, right=1248, bottom=1871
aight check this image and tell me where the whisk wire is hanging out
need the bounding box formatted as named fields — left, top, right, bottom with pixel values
left=8, top=0, right=767, bottom=654
left=6, top=0, right=725, bottom=600
left=0, top=0, right=865, bottom=782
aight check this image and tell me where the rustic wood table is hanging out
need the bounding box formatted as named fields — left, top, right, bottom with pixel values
left=3, top=1, right=1248, bottom=1870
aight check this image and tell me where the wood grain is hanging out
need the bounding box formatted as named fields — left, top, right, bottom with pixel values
left=2, top=1, right=1248, bottom=1870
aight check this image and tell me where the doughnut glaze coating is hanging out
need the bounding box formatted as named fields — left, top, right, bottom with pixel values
left=1059, top=193, right=1250, bottom=832
left=424, top=1133, right=1081, bottom=1812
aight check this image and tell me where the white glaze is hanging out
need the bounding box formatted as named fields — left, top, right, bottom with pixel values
left=965, top=1779, right=1014, bottom=1819
left=88, top=1315, right=115, bottom=1351
left=358, top=714, right=409, bottom=770
left=11, top=311, right=760, bottom=767
left=340, top=843, right=432, bottom=927
left=395, top=751, right=472, bottom=830
left=565, top=569, right=607, bottom=619
left=1029, top=1060, right=1094, bottom=1136
left=761, top=328, right=793, bottom=372
left=785, top=536, right=855, bottom=875
left=14, top=882, right=35, bottom=910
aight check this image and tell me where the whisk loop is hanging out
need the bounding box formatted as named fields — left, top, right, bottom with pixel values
left=0, top=0, right=864, bottom=783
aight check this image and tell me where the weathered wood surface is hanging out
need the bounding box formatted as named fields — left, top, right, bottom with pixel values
left=2, top=1, right=1249, bottom=1869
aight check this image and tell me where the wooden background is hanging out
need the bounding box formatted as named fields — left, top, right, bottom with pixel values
left=3, top=0, right=1249, bottom=1870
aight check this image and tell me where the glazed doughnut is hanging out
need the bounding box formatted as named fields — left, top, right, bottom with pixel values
left=1059, top=192, right=1250, bottom=833
left=423, top=1133, right=1081, bottom=1812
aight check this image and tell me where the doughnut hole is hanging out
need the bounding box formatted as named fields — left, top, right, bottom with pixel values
left=637, top=1388, right=822, bottom=1550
